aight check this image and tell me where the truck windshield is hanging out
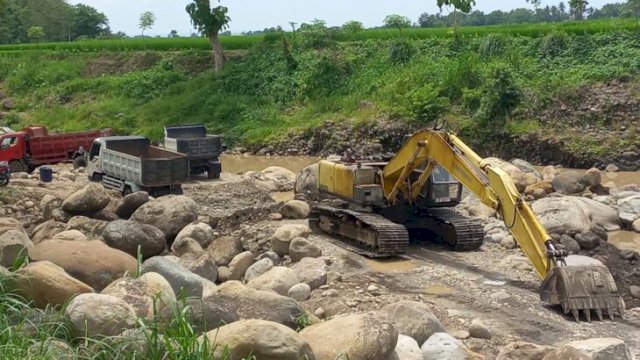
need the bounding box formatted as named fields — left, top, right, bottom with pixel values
left=0, top=136, right=18, bottom=150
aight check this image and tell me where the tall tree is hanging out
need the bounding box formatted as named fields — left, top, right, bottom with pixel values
left=626, top=0, right=640, bottom=26
left=138, top=11, right=155, bottom=40
left=568, top=0, right=589, bottom=19
left=186, top=0, right=231, bottom=72
left=71, top=4, right=108, bottom=39
left=437, top=0, right=476, bottom=36
left=27, top=25, right=44, bottom=42
left=0, top=0, right=26, bottom=43
left=383, top=14, right=412, bottom=30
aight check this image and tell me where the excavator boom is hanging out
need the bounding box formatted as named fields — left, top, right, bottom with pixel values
left=382, top=130, right=624, bottom=320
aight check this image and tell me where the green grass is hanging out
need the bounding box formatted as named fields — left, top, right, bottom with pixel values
left=0, top=18, right=635, bottom=53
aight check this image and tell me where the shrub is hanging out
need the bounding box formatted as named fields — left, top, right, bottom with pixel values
left=475, top=64, right=521, bottom=129
left=118, top=61, right=185, bottom=102
left=408, top=85, right=450, bottom=124
left=478, top=34, right=507, bottom=58
left=389, top=39, right=415, bottom=65
left=541, top=30, right=570, bottom=58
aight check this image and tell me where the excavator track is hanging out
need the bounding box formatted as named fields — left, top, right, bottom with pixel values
left=425, top=208, right=485, bottom=251
left=309, top=205, right=409, bottom=258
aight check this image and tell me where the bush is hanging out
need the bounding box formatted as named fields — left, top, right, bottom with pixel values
left=389, top=39, right=415, bottom=65
left=478, top=34, right=507, bottom=58
left=118, top=61, right=185, bottom=102
left=408, top=85, right=450, bottom=124
left=475, top=64, right=521, bottom=129
left=541, top=30, right=570, bottom=58
left=439, top=54, right=482, bottom=102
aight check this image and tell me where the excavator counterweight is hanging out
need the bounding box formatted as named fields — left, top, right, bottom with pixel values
left=307, top=128, right=624, bottom=321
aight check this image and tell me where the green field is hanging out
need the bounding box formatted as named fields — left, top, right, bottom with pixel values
left=0, top=18, right=636, bottom=53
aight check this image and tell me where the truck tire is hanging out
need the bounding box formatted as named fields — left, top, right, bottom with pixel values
left=73, top=156, right=87, bottom=169
left=9, top=160, right=25, bottom=174
left=207, top=167, right=220, bottom=179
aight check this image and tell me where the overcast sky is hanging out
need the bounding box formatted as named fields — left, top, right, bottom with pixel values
left=69, top=0, right=615, bottom=37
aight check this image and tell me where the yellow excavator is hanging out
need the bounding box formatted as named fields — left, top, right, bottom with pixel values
left=308, top=129, right=624, bottom=321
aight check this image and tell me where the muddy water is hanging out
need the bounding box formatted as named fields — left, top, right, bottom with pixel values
left=366, top=259, right=419, bottom=273
left=561, top=168, right=640, bottom=187
left=220, top=155, right=320, bottom=174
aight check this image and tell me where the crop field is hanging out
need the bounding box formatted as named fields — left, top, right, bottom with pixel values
left=0, top=18, right=635, bottom=53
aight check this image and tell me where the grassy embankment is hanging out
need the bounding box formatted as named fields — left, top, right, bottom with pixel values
left=0, top=18, right=638, bottom=156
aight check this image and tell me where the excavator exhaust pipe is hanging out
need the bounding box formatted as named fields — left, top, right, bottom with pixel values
left=539, top=255, right=625, bottom=322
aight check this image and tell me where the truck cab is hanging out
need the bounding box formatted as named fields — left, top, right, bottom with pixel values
left=0, top=132, right=30, bottom=173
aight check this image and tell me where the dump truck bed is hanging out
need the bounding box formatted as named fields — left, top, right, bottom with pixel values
left=164, top=135, right=222, bottom=160
left=101, top=137, right=188, bottom=186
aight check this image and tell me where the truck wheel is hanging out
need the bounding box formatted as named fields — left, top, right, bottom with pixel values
left=0, top=175, right=8, bottom=187
left=207, top=168, right=220, bottom=179
left=9, top=160, right=25, bottom=174
left=73, top=156, right=87, bottom=169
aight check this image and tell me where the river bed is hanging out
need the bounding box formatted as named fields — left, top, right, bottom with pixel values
left=221, top=155, right=640, bottom=251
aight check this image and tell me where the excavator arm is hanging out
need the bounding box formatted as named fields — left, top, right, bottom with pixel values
left=381, top=130, right=624, bottom=320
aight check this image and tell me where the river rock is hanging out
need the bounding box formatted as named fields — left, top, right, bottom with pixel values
left=101, top=273, right=175, bottom=320
left=288, top=283, right=311, bottom=301
left=510, top=158, right=540, bottom=175
left=389, top=334, right=423, bottom=360
left=294, top=163, right=319, bottom=196
left=525, top=181, right=554, bottom=199
left=271, top=224, right=312, bottom=257
left=289, top=237, right=322, bottom=262
left=633, top=219, right=640, bottom=233
left=605, top=164, right=619, bottom=172
left=30, top=220, right=67, bottom=245
left=496, top=341, right=555, bottom=360
left=0, top=229, right=31, bottom=268
left=381, top=301, right=445, bottom=345
left=421, top=332, right=472, bottom=360
left=469, top=319, right=492, bottom=339
left=61, top=183, right=110, bottom=214
left=206, top=236, right=243, bottom=266
left=141, top=256, right=203, bottom=298
left=280, top=200, right=311, bottom=219
left=174, top=222, right=213, bottom=249
left=247, top=266, right=299, bottom=296
left=102, top=220, right=166, bottom=259
left=257, top=250, right=281, bottom=265
left=458, top=194, right=496, bottom=219
left=28, top=240, right=137, bottom=291
left=40, top=195, right=62, bottom=221
left=201, top=319, right=316, bottom=360
left=567, top=338, right=632, bottom=360
left=130, top=195, right=198, bottom=241
left=12, top=260, right=94, bottom=309
left=618, top=195, right=640, bottom=227
left=291, top=257, right=327, bottom=290
left=244, top=258, right=274, bottom=282
left=300, top=312, right=398, bottom=360
left=572, top=197, right=621, bottom=231
left=542, top=345, right=592, bottom=360
left=629, top=286, right=640, bottom=299
left=65, top=293, right=136, bottom=337
left=217, top=266, right=231, bottom=282
left=261, top=166, right=297, bottom=191
left=228, top=251, right=254, bottom=281
left=178, top=252, right=218, bottom=282
left=0, top=217, right=26, bottom=235
left=552, top=171, right=587, bottom=195
left=574, top=232, right=601, bottom=250
left=560, top=235, right=581, bottom=254
left=114, top=191, right=149, bottom=219
left=171, top=237, right=204, bottom=257
left=532, top=197, right=591, bottom=234
left=196, top=281, right=307, bottom=329
left=583, top=168, right=602, bottom=187
left=65, top=216, right=108, bottom=240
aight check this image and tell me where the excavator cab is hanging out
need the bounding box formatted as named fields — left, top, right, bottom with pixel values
left=417, top=165, right=463, bottom=208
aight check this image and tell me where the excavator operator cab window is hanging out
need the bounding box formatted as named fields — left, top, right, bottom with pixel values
left=429, top=166, right=463, bottom=204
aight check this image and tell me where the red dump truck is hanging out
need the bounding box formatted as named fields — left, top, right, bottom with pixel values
left=0, top=126, right=113, bottom=173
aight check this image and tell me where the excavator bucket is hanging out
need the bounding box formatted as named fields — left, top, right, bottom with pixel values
left=539, top=255, right=625, bottom=322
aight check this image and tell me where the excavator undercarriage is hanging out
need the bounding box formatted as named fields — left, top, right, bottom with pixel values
left=305, top=129, right=625, bottom=321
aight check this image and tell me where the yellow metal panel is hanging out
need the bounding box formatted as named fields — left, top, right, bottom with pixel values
left=333, top=163, right=355, bottom=198
left=318, top=160, right=335, bottom=194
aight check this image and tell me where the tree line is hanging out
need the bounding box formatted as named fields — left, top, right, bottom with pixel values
left=0, top=0, right=111, bottom=44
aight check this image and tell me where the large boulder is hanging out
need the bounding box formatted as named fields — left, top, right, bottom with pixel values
left=582, top=168, right=602, bottom=187
left=380, top=301, right=445, bottom=345
left=200, top=319, right=316, bottom=360
left=61, top=182, right=110, bottom=214
left=572, top=197, right=621, bottom=231
left=102, top=220, right=166, bottom=259
left=246, top=266, right=300, bottom=296
left=458, top=194, right=496, bottom=219
left=290, top=257, right=327, bottom=290
left=496, top=341, right=555, bottom=360
left=542, top=345, right=592, bottom=360
left=0, top=229, right=32, bottom=268
left=552, top=171, right=587, bottom=195
left=289, top=237, right=322, bottom=262
left=130, top=195, right=198, bottom=241
left=65, top=293, right=136, bottom=337
left=174, top=222, right=214, bottom=249
left=510, top=159, right=540, bottom=176
left=421, top=333, right=473, bottom=360
left=567, top=338, right=632, bottom=360
left=140, top=256, right=203, bottom=299
left=271, top=224, right=311, bottom=257
left=65, top=216, right=108, bottom=240
left=178, top=252, right=218, bottom=283
left=170, top=237, right=204, bottom=258
left=206, top=236, right=243, bottom=266
left=532, top=197, right=591, bottom=235
left=228, top=251, right=254, bottom=281
left=280, top=200, right=311, bottom=219
left=114, top=192, right=149, bottom=219
left=50, top=230, right=87, bottom=242
left=12, top=261, right=94, bottom=309
left=28, top=240, right=137, bottom=291
left=101, top=273, right=176, bottom=320
left=0, top=217, right=27, bottom=236
left=294, top=163, right=319, bottom=196
left=261, top=166, right=297, bottom=191
left=618, top=195, right=640, bottom=227
left=195, top=281, right=307, bottom=330
left=244, top=258, right=274, bottom=282
left=524, top=182, right=554, bottom=199
left=40, top=195, right=63, bottom=221
left=30, top=221, right=67, bottom=245
left=300, top=313, right=398, bottom=360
